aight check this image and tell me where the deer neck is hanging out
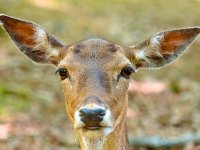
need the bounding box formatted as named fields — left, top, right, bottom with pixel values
left=78, top=120, right=129, bottom=150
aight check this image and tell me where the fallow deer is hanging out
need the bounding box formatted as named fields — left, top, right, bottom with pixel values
left=0, top=14, right=200, bottom=150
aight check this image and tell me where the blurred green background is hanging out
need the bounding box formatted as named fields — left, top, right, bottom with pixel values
left=0, top=0, right=200, bottom=149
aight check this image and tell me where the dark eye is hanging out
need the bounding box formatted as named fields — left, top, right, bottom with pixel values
left=55, top=68, right=69, bottom=80
left=120, top=66, right=134, bottom=79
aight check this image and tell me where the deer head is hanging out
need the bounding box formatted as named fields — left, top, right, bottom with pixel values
left=0, top=14, right=199, bottom=150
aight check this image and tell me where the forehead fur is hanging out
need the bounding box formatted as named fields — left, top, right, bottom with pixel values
left=73, top=38, right=118, bottom=55
left=59, top=38, right=130, bottom=68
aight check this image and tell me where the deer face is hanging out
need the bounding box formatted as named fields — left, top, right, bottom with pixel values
left=0, top=14, right=199, bottom=139
left=58, top=39, right=132, bottom=138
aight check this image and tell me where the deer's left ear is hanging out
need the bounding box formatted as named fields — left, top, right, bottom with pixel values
left=0, top=14, right=64, bottom=65
left=128, top=27, right=200, bottom=69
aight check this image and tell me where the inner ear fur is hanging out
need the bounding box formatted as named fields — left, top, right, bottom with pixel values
left=0, top=14, right=64, bottom=65
left=128, top=27, right=200, bottom=69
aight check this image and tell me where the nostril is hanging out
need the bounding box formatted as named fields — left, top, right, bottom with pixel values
left=79, top=108, right=106, bottom=117
left=79, top=108, right=88, bottom=116
left=79, top=111, right=85, bottom=117
left=96, top=109, right=106, bottom=117
left=99, top=112, right=105, bottom=116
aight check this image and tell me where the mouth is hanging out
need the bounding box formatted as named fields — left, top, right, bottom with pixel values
left=74, top=122, right=114, bottom=138
left=83, top=126, right=102, bottom=130
left=79, top=125, right=113, bottom=139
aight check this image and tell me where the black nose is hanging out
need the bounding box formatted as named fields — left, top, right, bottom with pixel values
left=79, top=108, right=106, bottom=127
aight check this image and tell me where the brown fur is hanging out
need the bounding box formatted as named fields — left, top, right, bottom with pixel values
left=0, top=15, right=36, bottom=46
left=160, top=28, right=199, bottom=54
left=60, top=38, right=130, bottom=121
left=130, top=27, right=200, bottom=68
left=1, top=15, right=200, bottom=150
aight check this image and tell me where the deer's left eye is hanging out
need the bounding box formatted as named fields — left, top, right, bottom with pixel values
left=55, top=68, right=69, bottom=80
left=120, top=66, right=134, bottom=79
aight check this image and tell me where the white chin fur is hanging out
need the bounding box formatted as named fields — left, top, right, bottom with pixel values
left=81, top=127, right=113, bottom=139
left=82, top=136, right=106, bottom=150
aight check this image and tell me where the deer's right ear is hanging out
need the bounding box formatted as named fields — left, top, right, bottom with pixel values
left=0, top=14, right=64, bottom=65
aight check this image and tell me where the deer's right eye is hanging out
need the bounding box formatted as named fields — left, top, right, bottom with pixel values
left=55, top=68, right=69, bottom=80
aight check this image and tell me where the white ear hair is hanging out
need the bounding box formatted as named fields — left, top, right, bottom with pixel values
left=135, top=48, right=150, bottom=63
left=0, top=14, right=63, bottom=64
left=129, top=27, right=200, bottom=69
